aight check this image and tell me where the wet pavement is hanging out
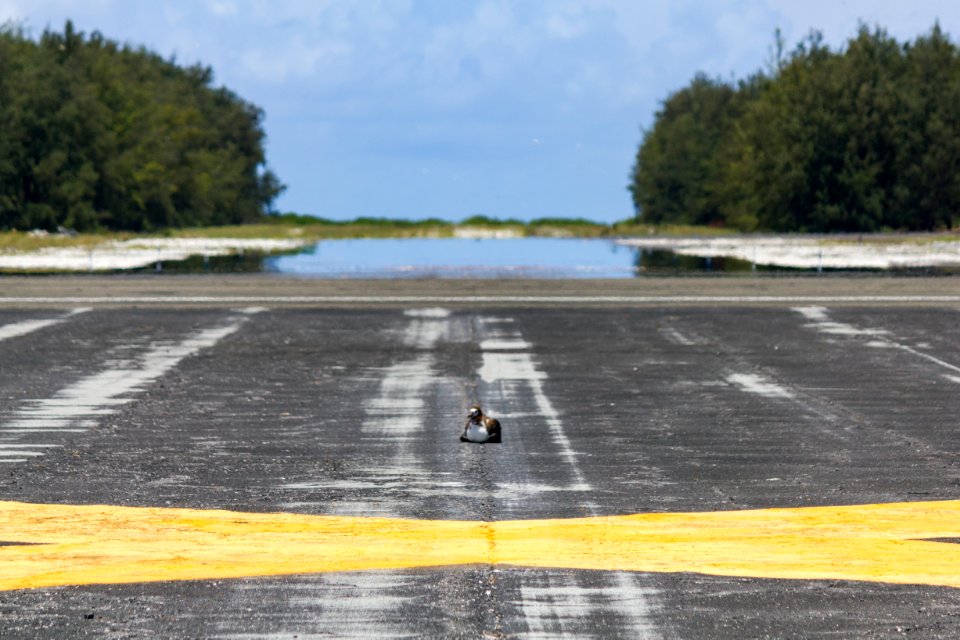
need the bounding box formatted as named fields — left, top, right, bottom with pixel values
left=1, top=288, right=960, bottom=638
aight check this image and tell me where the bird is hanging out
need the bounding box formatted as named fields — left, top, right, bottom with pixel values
left=460, top=404, right=501, bottom=444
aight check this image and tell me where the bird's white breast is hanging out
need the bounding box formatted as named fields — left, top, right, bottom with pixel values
left=465, top=424, right=490, bottom=443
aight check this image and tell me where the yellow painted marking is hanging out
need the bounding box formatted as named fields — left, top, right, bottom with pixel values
left=3, top=499, right=960, bottom=591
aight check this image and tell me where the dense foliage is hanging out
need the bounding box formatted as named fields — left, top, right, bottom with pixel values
left=630, top=25, right=960, bottom=232
left=0, top=21, right=283, bottom=231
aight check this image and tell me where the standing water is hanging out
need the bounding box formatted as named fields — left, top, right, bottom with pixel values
left=16, top=236, right=952, bottom=275
left=260, top=238, right=755, bottom=278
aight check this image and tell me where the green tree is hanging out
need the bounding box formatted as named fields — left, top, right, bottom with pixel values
left=629, top=73, right=739, bottom=226
left=632, top=23, right=960, bottom=232
left=891, top=24, right=960, bottom=230
left=0, top=21, right=284, bottom=231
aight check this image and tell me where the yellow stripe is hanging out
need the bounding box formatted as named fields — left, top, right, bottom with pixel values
left=3, top=499, right=960, bottom=591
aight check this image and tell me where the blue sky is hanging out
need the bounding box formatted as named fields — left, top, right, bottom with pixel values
left=2, top=1, right=959, bottom=222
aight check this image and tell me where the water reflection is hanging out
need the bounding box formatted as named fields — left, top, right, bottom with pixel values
left=634, top=249, right=761, bottom=273
left=265, top=238, right=643, bottom=278
left=144, top=237, right=958, bottom=277
left=262, top=238, right=780, bottom=278
left=136, top=251, right=273, bottom=274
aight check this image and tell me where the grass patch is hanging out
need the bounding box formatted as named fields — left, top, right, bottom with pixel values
left=6, top=216, right=883, bottom=256
left=0, top=230, right=134, bottom=253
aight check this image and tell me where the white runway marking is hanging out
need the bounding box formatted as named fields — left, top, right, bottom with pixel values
left=794, top=306, right=890, bottom=336
left=795, top=307, right=960, bottom=376
left=892, top=343, right=960, bottom=376
left=285, top=478, right=588, bottom=499
left=327, top=309, right=450, bottom=518
left=0, top=310, right=260, bottom=457
left=726, top=373, right=795, bottom=399
left=519, top=577, right=660, bottom=640
left=479, top=339, right=584, bottom=488
left=6, top=320, right=254, bottom=433
left=0, top=444, right=59, bottom=449
left=3, top=295, right=960, bottom=305
left=477, top=322, right=660, bottom=638
left=316, top=573, right=422, bottom=640
left=480, top=339, right=533, bottom=350
left=289, top=311, right=457, bottom=638
left=403, top=307, right=451, bottom=318
left=946, top=375, right=960, bottom=384
left=660, top=327, right=695, bottom=345
left=0, top=308, right=89, bottom=341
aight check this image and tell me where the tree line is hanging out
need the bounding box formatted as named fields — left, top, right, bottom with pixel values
left=629, top=24, right=960, bottom=232
left=0, top=21, right=283, bottom=232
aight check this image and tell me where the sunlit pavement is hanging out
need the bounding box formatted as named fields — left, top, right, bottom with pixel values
left=1, top=291, right=960, bottom=637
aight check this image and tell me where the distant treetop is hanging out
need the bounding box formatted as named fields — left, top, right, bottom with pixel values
left=629, top=23, right=960, bottom=232
left=0, top=20, right=284, bottom=232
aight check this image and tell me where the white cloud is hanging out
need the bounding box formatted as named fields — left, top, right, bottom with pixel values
left=545, top=9, right=587, bottom=40
left=206, top=0, right=237, bottom=18
left=240, top=37, right=352, bottom=83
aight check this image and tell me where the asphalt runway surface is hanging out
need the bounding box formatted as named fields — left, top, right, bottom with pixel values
left=1, top=277, right=960, bottom=638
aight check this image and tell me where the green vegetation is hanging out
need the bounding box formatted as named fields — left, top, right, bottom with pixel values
left=0, top=216, right=733, bottom=255
left=0, top=21, right=282, bottom=233
left=630, top=24, right=960, bottom=232
left=260, top=214, right=657, bottom=239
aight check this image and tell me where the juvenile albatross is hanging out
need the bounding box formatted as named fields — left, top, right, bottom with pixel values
left=460, top=404, right=502, bottom=444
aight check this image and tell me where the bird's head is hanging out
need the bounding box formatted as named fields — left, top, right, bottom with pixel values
left=467, top=405, right=482, bottom=419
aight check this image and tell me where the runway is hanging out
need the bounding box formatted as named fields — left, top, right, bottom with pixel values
left=1, top=282, right=959, bottom=637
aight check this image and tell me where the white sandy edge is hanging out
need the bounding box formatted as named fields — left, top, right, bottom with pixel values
left=453, top=226, right=523, bottom=239
left=0, top=237, right=306, bottom=271
left=616, top=236, right=960, bottom=269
